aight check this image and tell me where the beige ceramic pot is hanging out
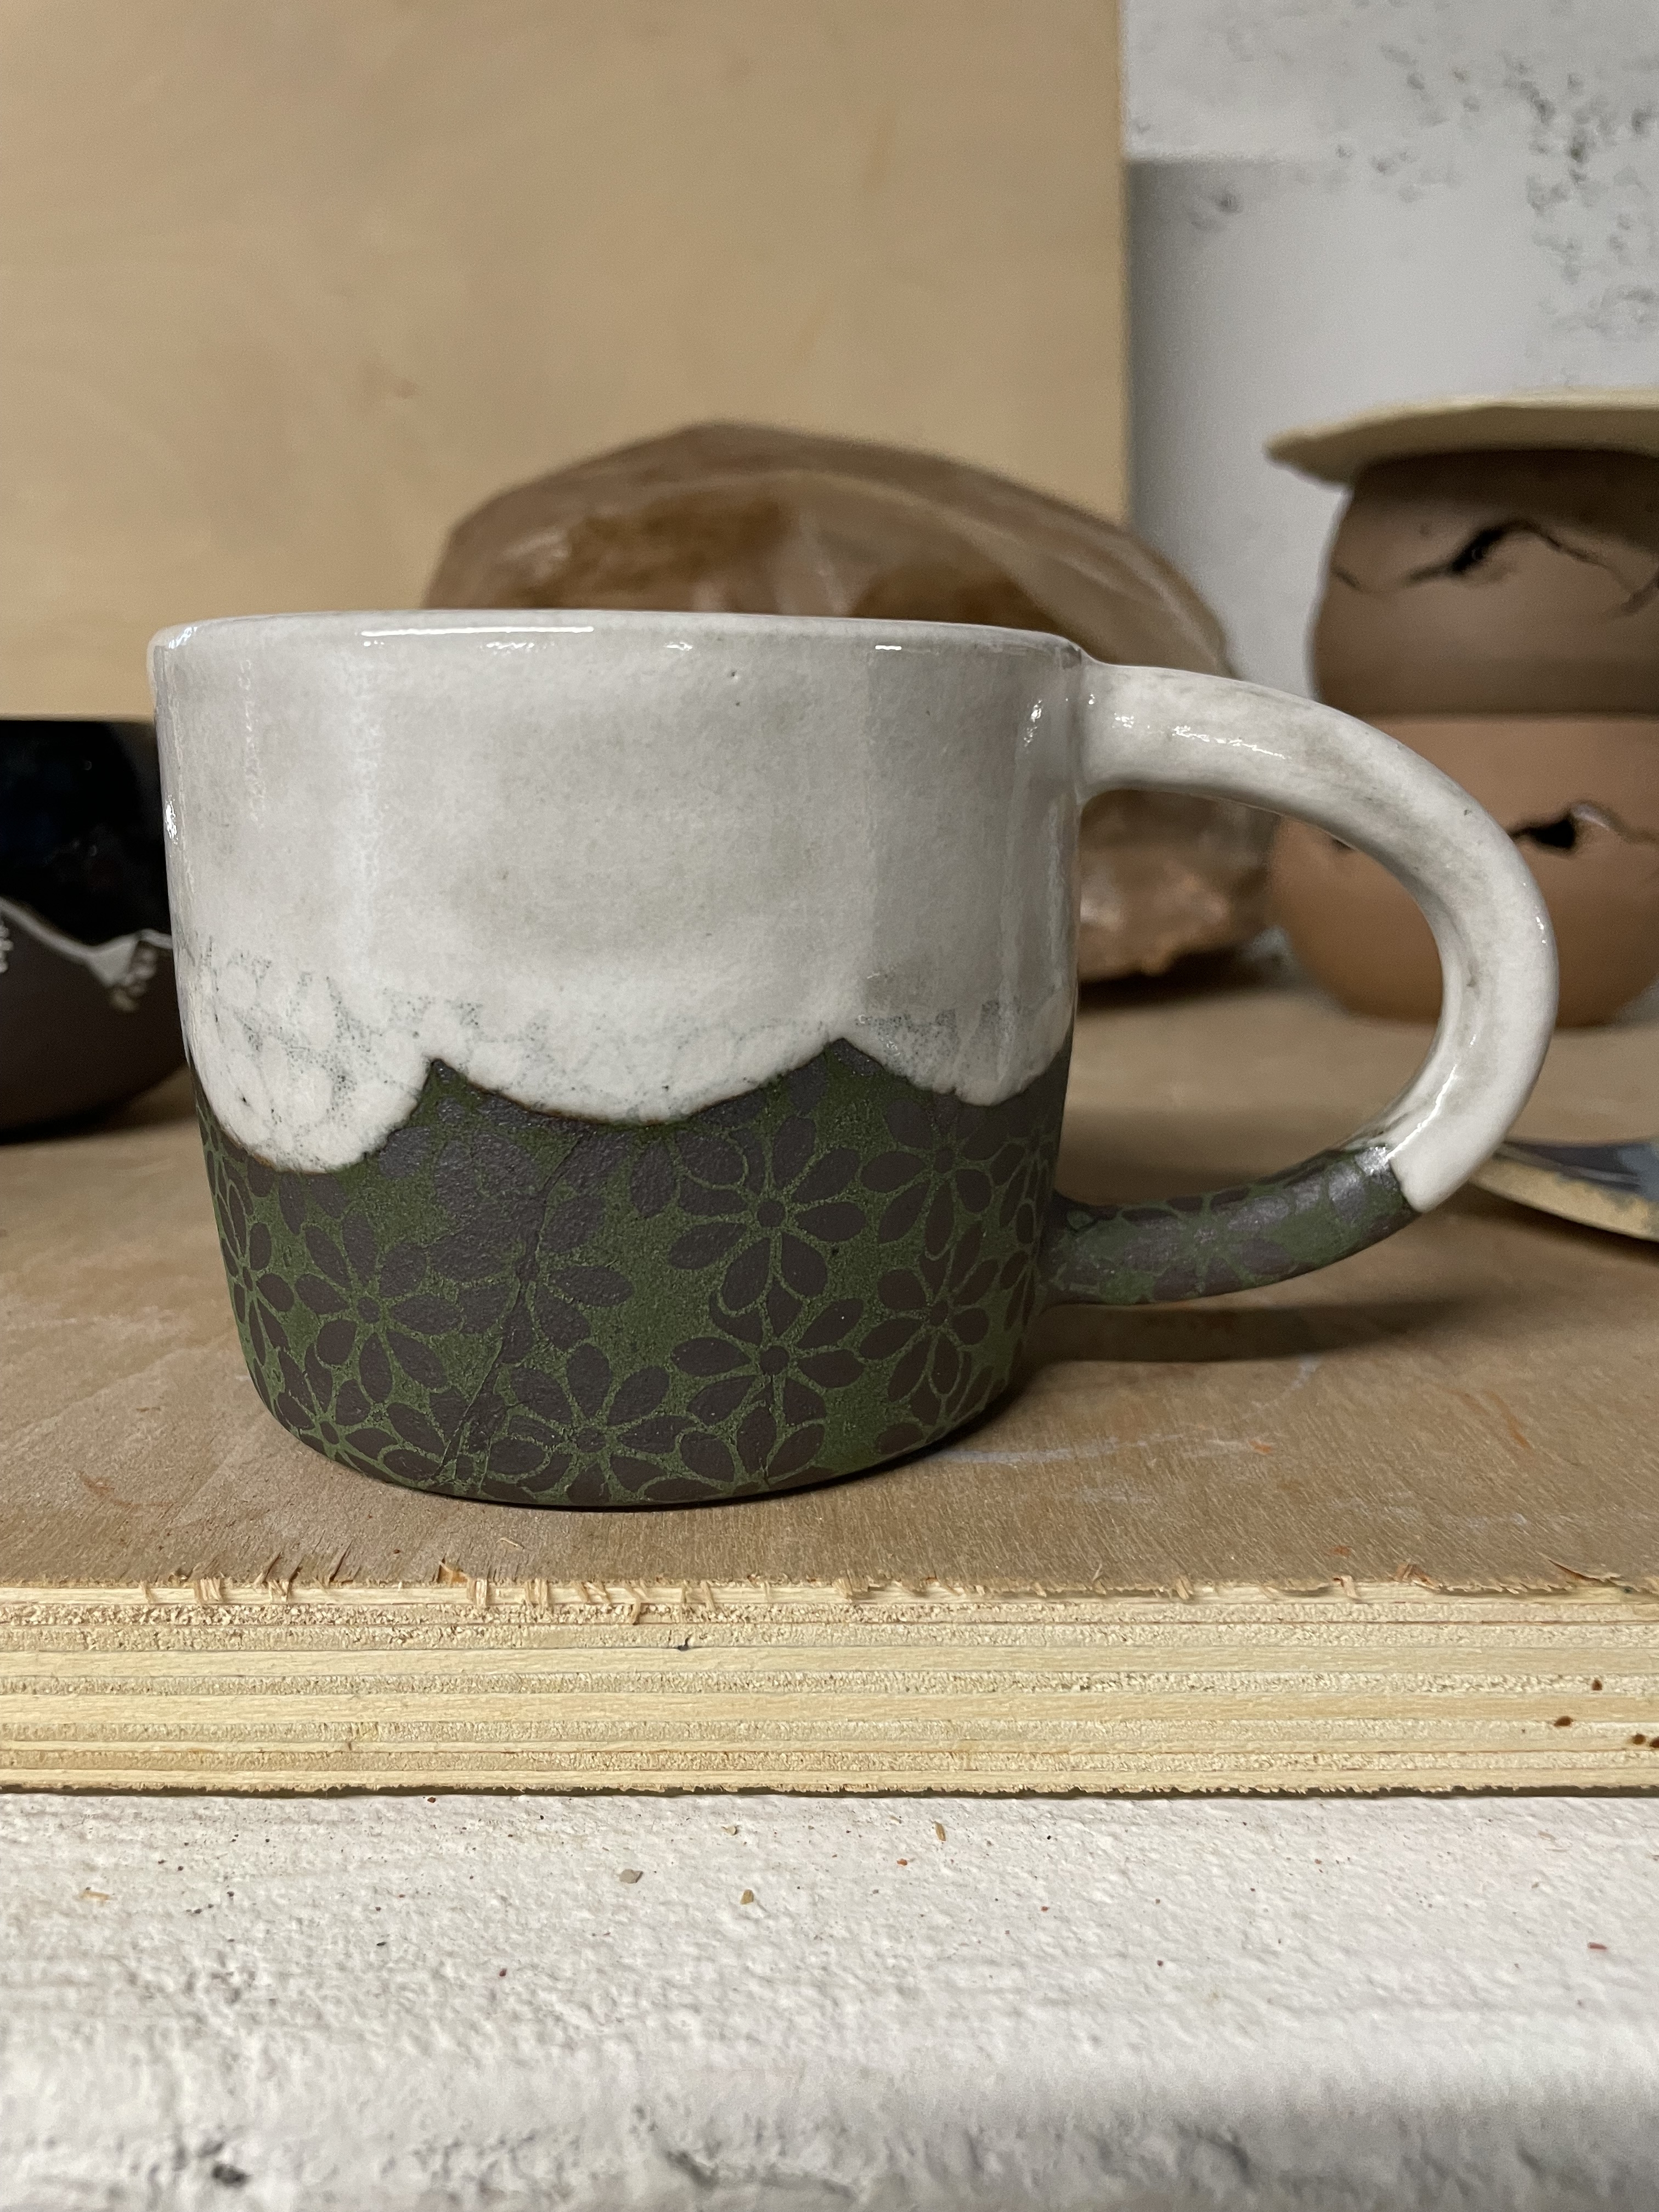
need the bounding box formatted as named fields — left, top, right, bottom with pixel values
left=1272, top=716, right=1659, bottom=1025
left=1311, top=452, right=1659, bottom=718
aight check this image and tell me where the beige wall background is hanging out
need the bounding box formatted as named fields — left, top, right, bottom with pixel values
left=0, top=0, right=1124, bottom=716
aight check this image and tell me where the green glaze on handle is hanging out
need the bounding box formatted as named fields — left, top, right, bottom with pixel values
left=1037, top=1143, right=1415, bottom=1309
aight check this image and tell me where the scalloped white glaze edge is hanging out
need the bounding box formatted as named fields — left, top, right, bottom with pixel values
left=151, top=614, right=1554, bottom=1211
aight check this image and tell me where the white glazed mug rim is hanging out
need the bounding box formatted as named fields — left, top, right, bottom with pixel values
left=151, top=608, right=1557, bottom=1219
left=150, top=606, right=1086, bottom=658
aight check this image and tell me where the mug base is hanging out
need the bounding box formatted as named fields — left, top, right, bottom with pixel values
left=196, top=1040, right=1068, bottom=1509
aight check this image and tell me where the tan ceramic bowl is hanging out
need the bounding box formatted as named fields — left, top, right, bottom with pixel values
left=1272, top=715, right=1659, bottom=1025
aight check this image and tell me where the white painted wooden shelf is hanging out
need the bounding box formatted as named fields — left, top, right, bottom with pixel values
left=4, top=1792, right=1657, bottom=2209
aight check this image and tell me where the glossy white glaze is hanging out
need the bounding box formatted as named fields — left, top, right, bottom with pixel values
left=154, top=614, right=1555, bottom=1205
left=153, top=613, right=1080, bottom=1169
left=1091, top=667, right=1558, bottom=1211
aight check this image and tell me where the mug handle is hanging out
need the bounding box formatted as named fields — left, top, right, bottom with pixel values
left=1040, top=664, right=1558, bottom=1307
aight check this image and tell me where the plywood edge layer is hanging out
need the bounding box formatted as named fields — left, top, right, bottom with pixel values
left=6, top=1577, right=1659, bottom=1630
left=7, top=1616, right=1659, bottom=1790
left=10, top=1581, right=1658, bottom=1796
left=6, top=1713, right=1659, bottom=1795
left=2, top=1761, right=1654, bottom=1797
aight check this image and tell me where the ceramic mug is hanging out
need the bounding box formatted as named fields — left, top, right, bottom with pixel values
left=151, top=611, right=1554, bottom=1509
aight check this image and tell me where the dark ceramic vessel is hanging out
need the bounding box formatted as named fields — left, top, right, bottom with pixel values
left=0, top=720, right=183, bottom=1132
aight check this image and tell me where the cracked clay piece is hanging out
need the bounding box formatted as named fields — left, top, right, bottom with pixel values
left=425, top=422, right=1269, bottom=980
left=1270, top=390, right=1659, bottom=1025
left=1311, top=450, right=1659, bottom=718
left=1272, top=716, right=1659, bottom=1025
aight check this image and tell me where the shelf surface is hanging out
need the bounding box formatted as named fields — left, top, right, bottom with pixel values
left=5, top=966, right=1659, bottom=1791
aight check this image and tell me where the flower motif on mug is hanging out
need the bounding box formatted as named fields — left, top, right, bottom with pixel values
left=291, top=1207, right=468, bottom=1418
left=667, top=1104, right=867, bottom=1302
left=264, top=1338, right=453, bottom=1486
left=201, top=1131, right=291, bottom=1363
left=480, top=1344, right=688, bottom=1506
left=216, top=1203, right=296, bottom=1368
left=860, top=1218, right=1002, bottom=1441
left=669, top=1283, right=865, bottom=1492
left=859, top=1092, right=1023, bottom=1244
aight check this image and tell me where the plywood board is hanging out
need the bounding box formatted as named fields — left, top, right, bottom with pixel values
left=5, top=970, right=1659, bottom=1792
left=0, top=0, right=1125, bottom=718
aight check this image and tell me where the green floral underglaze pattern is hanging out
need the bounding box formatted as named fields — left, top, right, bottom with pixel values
left=200, top=1042, right=1418, bottom=1508
left=1040, top=1143, right=1413, bottom=1308
left=199, top=1041, right=1068, bottom=1508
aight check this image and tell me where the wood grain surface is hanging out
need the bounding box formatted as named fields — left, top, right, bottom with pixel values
left=5, top=966, right=1659, bottom=1791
